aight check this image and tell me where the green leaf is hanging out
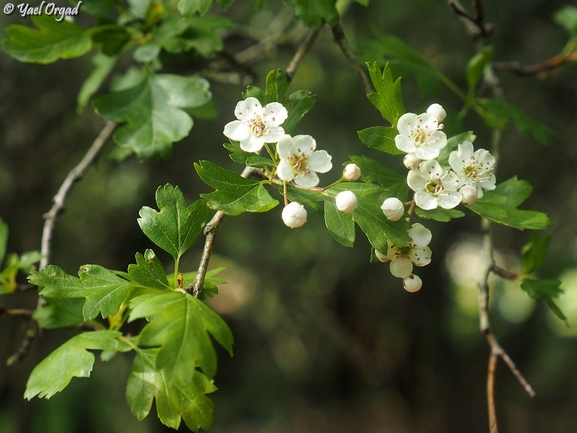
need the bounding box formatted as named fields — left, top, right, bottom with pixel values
left=357, top=126, right=403, bottom=155
left=129, top=291, right=233, bottom=379
left=33, top=298, right=86, bottom=329
left=365, top=62, right=405, bottom=124
left=24, top=331, right=121, bottom=399
left=1, top=250, right=41, bottom=294
left=138, top=185, right=211, bottom=261
left=477, top=98, right=555, bottom=146
left=521, top=233, right=550, bottom=275
left=325, top=182, right=383, bottom=198
left=77, top=53, right=118, bottom=113
left=283, top=0, right=339, bottom=28
left=283, top=90, right=316, bottom=135
left=467, top=177, right=552, bottom=230
left=128, top=250, right=171, bottom=290
left=178, top=0, right=213, bottom=16
left=466, top=46, right=494, bottom=97
left=437, top=131, right=476, bottom=166
left=90, top=24, right=131, bottom=56
left=2, top=14, right=91, bottom=64
left=554, top=6, right=577, bottom=37
left=126, top=348, right=217, bottom=431
left=223, top=142, right=275, bottom=169
left=195, top=161, right=279, bottom=215
left=92, top=72, right=211, bottom=160
left=29, top=264, right=133, bottom=320
left=347, top=155, right=408, bottom=199
left=286, top=187, right=324, bottom=215
left=520, top=278, right=567, bottom=322
left=324, top=198, right=355, bottom=247
left=415, top=206, right=465, bottom=222
left=264, top=69, right=288, bottom=104
left=353, top=196, right=411, bottom=252
left=0, top=217, right=8, bottom=267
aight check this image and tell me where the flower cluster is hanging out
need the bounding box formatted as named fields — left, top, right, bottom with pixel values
left=396, top=104, right=496, bottom=209
left=224, top=97, right=333, bottom=228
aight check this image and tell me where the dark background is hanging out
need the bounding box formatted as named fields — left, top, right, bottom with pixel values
left=1, top=0, right=577, bottom=432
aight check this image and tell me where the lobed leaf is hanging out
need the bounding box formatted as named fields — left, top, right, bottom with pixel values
left=195, top=161, right=279, bottom=215
left=283, top=90, right=317, bottom=135
left=129, top=291, right=233, bottom=380
left=347, top=155, right=408, bottom=199
left=365, top=62, right=405, bottom=124
left=357, top=126, right=403, bottom=155
left=77, top=53, right=118, bottom=113
left=30, top=264, right=133, bottom=320
left=415, top=207, right=465, bottom=222
left=521, top=233, right=550, bottom=275
left=2, top=14, right=91, bottom=64
left=283, top=0, right=339, bottom=28
left=128, top=249, right=171, bottom=290
left=24, top=331, right=121, bottom=400
left=467, top=177, right=552, bottom=230
left=33, top=298, right=86, bottom=329
left=324, top=198, right=355, bottom=247
left=520, top=278, right=567, bottom=323
left=466, top=46, right=494, bottom=97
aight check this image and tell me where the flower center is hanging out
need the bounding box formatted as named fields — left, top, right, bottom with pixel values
left=411, top=127, right=429, bottom=147
left=249, top=115, right=266, bottom=136
left=289, top=152, right=310, bottom=175
left=425, top=179, right=443, bottom=196
left=464, top=160, right=494, bottom=182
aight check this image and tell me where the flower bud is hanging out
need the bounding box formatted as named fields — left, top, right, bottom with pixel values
left=426, top=103, right=446, bottom=122
left=403, top=274, right=422, bottom=293
left=335, top=190, right=357, bottom=213
left=381, top=197, right=404, bottom=221
left=343, top=163, right=361, bottom=181
left=282, top=202, right=307, bottom=228
left=460, top=185, right=478, bottom=205
left=390, top=257, right=413, bottom=278
left=403, top=153, right=421, bottom=170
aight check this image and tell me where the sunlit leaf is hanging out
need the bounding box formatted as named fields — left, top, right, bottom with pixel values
left=521, top=278, right=567, bottom=322
left=128, top=250, right=171, bottom=290
left=365, top=62, right=405, bottom=124
left=283, top=0, right=339, bottom=28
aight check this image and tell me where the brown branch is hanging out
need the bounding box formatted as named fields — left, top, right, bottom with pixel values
left=8, top=121, right=116, bottom=367
left=448, top=0, right=494, bottom=38
left=331, top=23, right=374, bottom=95
left=0, top=303, right=34, bottom=319
left=495, top=46, right=577, bottom=76
left=286, top=28, right=322, bottom=83
left=487, top=351, right=499, bottom=433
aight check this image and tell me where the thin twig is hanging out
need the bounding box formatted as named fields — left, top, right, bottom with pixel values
left=495, top=45, right=577, bottom=76
left=448, top=0, right=494, bottom=38
left=488, top=351, right=499, bottom=433
left=332, top=23, right=374, bottom=95
left=189, top=26, right=322, bottom=298
left=8, top=121, right=116, bottom=366
left=0, top=304, right=34, bottom=319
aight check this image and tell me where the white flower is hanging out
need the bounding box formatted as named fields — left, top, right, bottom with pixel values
left=277, top=135, right=332, bottom=188
left=403, top=153, right=421, bottom=170
left=459, top=185, right=478, bottom=205
left=376, top=223, right=433, bottom=280
left=403, top=274, right=423, bottom=293
left=381, top=197, right=404, bottom=221
left=223, top=97, right=288, bottom=153
left=407, top=159, right=461, bottom=210
left=343, top=163, right=361, bottom=181
left=448, top=141, right=496, bottom=199
left=426, top=103, right=446, bottom=122
left=282, top=202, right=307, bottom=228
left=335, top=191, right=357, bottom=213
left=395, top=112, right=447, bottom=160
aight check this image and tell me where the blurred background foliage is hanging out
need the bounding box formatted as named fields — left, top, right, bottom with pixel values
left=1, top=0, right=577, bottom=432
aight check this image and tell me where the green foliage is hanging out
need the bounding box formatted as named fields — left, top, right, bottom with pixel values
left=138, top=185, right=211, bottom=262
left=282, top=0, right=339, bottom=28
left=29, top=265, right=133, bottom=320
left=224, top=141, right=276, bottom=169
left=467, top=177, right=551, bottom=230
left=33, top=298, right=86, bottom=329
left=466, top=46, right=494, bottom=97
left=324, top=198, right=355, bottom=247
left=365, top=62, right=405, bottom=124
left=195, top=160, right=279, bottom=215
left=129, top=291, right=233, bottom=379
left=415, top=207, right=465, bottom=222
left=2, top=14, right=91, bottom=64
left=77, top=53, right=118, bottom=113
left=520, top=279, right=567, bottom=323
left=24, top=331, right=122, bottom=399
left=521, top=233, right=551, bottom=275
left=128, top=250, right=172, bottom=291
left=347, top=155, right=408, bottom=199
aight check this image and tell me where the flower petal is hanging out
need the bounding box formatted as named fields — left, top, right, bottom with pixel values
left=436, top=191, right=461, bottom=209
left=277, top=160, right=295, bottom=182
left=415, top=191, right=438, bottom=210
left=308, top=150, right=332, bottom=173
left=295, top=172, right=319, bottom=188
left=407, top=169, right=426, bottom=192
left=223, top=121, right=250, bottom=141
left=235, top=97, right=262, bottom=122
left=408, top=223, right=432, bottom=247
left=397, top=113, right=418, bottom=136
left=411, top=246, right=432, bottom=267
left=395, top=135, right=417, bottom=153
left=414, top=145, right=441, bottom=160
left=263, top=102, right=288, bottom=127
left=264, top=126, right=286, bottom=143
left=277, top=135, right=294, bottom=159
left=240, top=135, right=265, bottom=153
left=292, top=135, right=316, bottom=156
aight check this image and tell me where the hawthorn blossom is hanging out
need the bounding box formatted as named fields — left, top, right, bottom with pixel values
left=276, top=135, right=332, bottom=188
left=223, top=97, right=288, bottom=153
left=335, top=191, right=358, bottom=213
left=282, top=202, right=307, bottom=228
left=381, top=197, right=404, bottom=221
left=375, top=223, right=432, bottom=292
left=343, top=163, right=361, bottom=181
left=426, top=103, right=447, bottom=122
left=395, top=110, right=447, bottom=160
left=448, top=141, right=496, bottom=200
left=407, top=159, right=461, bottom=210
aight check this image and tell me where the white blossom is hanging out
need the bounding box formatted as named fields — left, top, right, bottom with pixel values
left=403, top=274, right=423, bottom=293
left=395, top=112, right=447, bottom=160
left=426, top=103, right=446, bottom=122
left=335, top=191, right=358, bottom=213
left=407, top=159, right=461, bottom=210
left=448, top=141, right=496, bottom=200
left=277, top=135, right=332, bottom=188
left=381, top=197, right=404, bottom=221
left=459, top=184, right=478, bottom=205
left=282, top=202, right=307, bottom=228
left=376, top=223, right=433, bottom=282
left=223, top=97, right=288, bottom=153
left=403, top=153, right=421, bottom=170
left=343, top=163, right=361, bottom=181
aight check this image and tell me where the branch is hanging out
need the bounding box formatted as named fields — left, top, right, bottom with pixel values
left=495, top=45, right=577, bottom=76
left=0, top=303, right=34, bottom=319
left=448, top=0, right=494, bottom=38
left=332, top=23, right=374, bottom=95
left=8, top=121, right=116, bottom=366
left=286, top=28, right=322, bottom=83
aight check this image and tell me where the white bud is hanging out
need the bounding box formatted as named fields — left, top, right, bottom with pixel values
left=343, top=163, right=361, bottom=181
left=460, top=185, right=478, bottom=205
left=282, top=202, right=307, bottom=228
left=381, top=197, right=404, bottom=221
left=375, top=250, right=390, bottom=263
left=403, top=153, right=421, bottom=170
left=403, top=274, right=423, bottom=293
left=426, top=103, right=446, bottom=122
left=335, top=190, right=358, bottom=213
left=390, top=257, right=413, bottom=278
